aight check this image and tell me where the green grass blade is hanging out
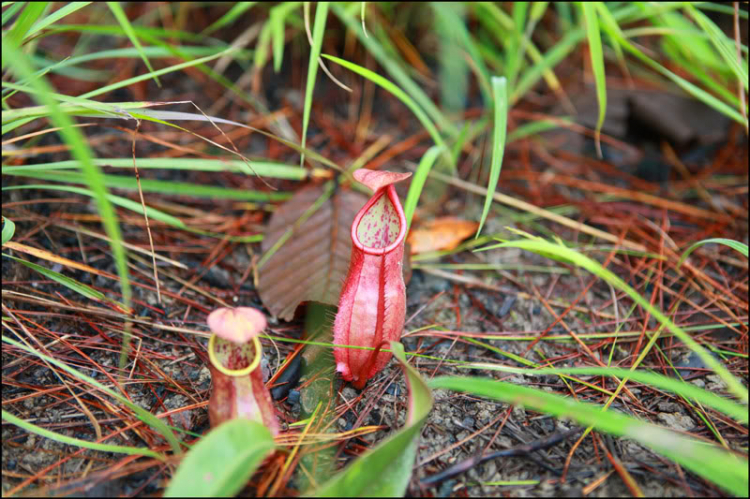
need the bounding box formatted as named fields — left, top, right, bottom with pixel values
left=403, top=145, right=443, bottom=232
left=202, top=1, right=257, bottom=35
left=300, top=2, right=329, bottom=167
left=322, top=54, right=449, bottom=163
left=685, top=3, right=748, bottom=88
left=2, top=2, right=26, bottom=27
left=78, top=48, right=232, bottom=99
left=2, top=410, right=164, bottom=460
left=581, top=2, right=606, bottom=157
left=477, top=238, right=749, bottom=404
left=433, top=2, right=469, bottom=112
left=476, top=76, right=507, bottom=238
left=1, top=335, right=182, bottom=453
left=457, top=364, right=748, bottom=424
left=596, top=3, right=746, bottom=126
left=429, top=376, right=748, bottom=496
left=314, top=342, right=433, bottom=497
left=106, top=2, right=160, bottom=87
left=3, top=184, right=187, bottom=229
left=512, top=28, right=585, bottom=103
left=164, top=419, right=275, bottom=497
left=6, top=1, right=49, bottom=47
left=3, top=158, right=306, bottom=180
left=25, top=2, right=92, bottom=39
left=2, top=37, right=132, bottom=324
left=270, top=2, right=301, bottom=73
left=3, top=169, right=290, bottom=201
left=3, top=253, right=123, bottom=306
left=331, top=3, right=456, bottom=137
left=679, top=238, right=749, bottom=266
left=2, top=216, right=15, bottom=245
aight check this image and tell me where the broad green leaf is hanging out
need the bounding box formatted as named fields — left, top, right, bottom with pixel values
left=314, top=342, right=433, bottom=497
left=2, top=217, right=15, bottom=245
left=164, top=419, right=275, bottom=498
left=679, top=238, right=749, bottom=266
left=3, top=410, right=164, bottom=460
left=476, top=76, right=507, bottom=238
left=429, top=376, right=748, bottom=497
left=477, top=238, right=749, bottom=404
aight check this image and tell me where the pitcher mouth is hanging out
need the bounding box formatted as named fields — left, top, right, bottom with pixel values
left=351, top=185, right=407, bottom=256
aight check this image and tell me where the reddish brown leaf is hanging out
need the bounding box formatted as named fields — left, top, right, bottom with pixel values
left=258, top=184, right=368, bottom=320
left=406, top=217, right=479, bottom=255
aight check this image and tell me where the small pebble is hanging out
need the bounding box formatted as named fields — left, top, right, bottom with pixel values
left=385, top=383, right=401, bottom=396
left=497, top=296, right=516, bottom=318
left=287, top=389, right=300, bottom=404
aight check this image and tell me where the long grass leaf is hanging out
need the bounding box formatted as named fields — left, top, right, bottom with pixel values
left=679, top=238, right=749, bottom=266
left=458, top=364, right=748, bottom=424
left=477, top=239, right=749, bottom=403
left=331, top=3, right=456, bottom=136
left=1, top=335, right=182, bottom=453
left=476, top=76, right=508, bottom=238
left=6, top=1, right=49, bottom=47
left=301, top=2, right=329, bottom=167
left=25, top=2, right=91, bottom=39
left=4, top=170, right=290, bottom=201
left=429, top=376, right=747, bottom=496
left=2, top=410, right=164, bottom=460
left=322, top=54, right=449, bottom=164
left=3, top=253, right=123, bottom=306
left=4, top=158, right=306, bottom=180
left=79, top=49, right=232, bottom=99
left=685, top=3, right=748, bottom=88
left=581, top=2, right=607, bottom=157
left=2, top=216, right=15, bottom=245
left=403, top=145, right=443, bottom=232
left=596, top=3, right=746, bottom=125
left=3, top=184, right=187, bottom=229
left=202, top=2, right=257, bottom=35
left=2, top=37, right=133, bottom=319
left=106, top=2, right=160, bottom=86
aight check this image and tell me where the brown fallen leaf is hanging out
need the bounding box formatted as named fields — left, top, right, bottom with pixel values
left=407, top=217, right=479, bottom=255
left=258, top=183, right=367, bottom=320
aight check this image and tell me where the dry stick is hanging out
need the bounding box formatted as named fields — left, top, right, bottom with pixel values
left=425, top=170, right=647, bottom=252
left=420, top=427, right=585, bottom=485
left=600, top=437, right=646, bottom=497
left=130, top=120, right=161, bottom=305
